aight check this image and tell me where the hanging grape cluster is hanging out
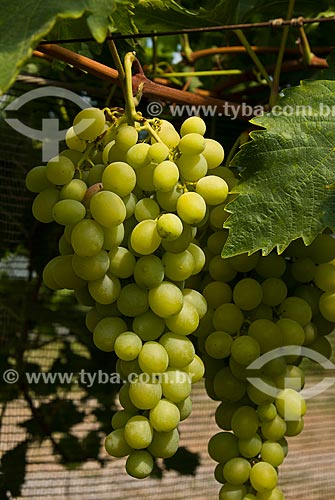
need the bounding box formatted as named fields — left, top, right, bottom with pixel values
left=25, top=102, right=335, bottom=499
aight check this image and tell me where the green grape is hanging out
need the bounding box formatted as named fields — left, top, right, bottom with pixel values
left=42, top=257, right=63, bottom=290
left=214, top=401, right=240, bottom=431
left=187, top=243, right=206, bottom=275
left=247, top=376, right=275, bottom=406
left=182, top=288, right=207, bottom=318
left=164, top=300, right=199, bottom=335
left=126, top=450, right=154, bottom=479
left=71, top=219, right=104, bottom=257
left=85, top=307, right=103, bottom=332
left=161, top=223, right=195, bottom=253
left=275, top=388, right=306, bottom=421
left=147, top=142, right=169, bottom=163
left=124, top=415, right=153, bottom=449
left=203, top=281, right=232, bottom=309
left=307, top=233, right=335, bottom=263
left=238, top=433, right=262, bottom=458
left=276, top=318, right=305, bottom=346
left=285, top=417, right=304, bottom=436
left=87, top=163, right=105, bottom=186
left=153, top=160, right=179, bottom=192
left=126, top=142, right=151, bottom=169
left=32, top=188, right=60, bottom=223
left=213, top=367, right=246, bottom=402
left=250, top=462, right=278, bottom=493
left=108, top=246, right=136, bottom=278
left=219, top=483, right=247, bottom=500
left=133, top=255, right=165, bottom=289
left=119, top=358, right=141, bottom=378
left=149, top=398, right=180, bottom=432
left=176, top=396, right=192, bottom=421
left=278, top=296, right=312, bottom=326
left=135, top=162, right=156, bottom=191
left=208, top=255, right=237, bottom=282
left=177, top=192, right=206, bottom=225
left=249, top=304, right=273, bottom=322
left=60, top=148, right=82, bottom=166
left=208, top=431, right=239, bottom=464
left=114, top=125, right=138, bottom=151
left=46, top=155, right=75, bottom=185
left=231, top=336, right=261, bottom=366
left=261, top=415, right=287, bottom=441
left=223, top=457, right=251, bottom=486
left=134, top=198, right=160, bottom=221
left=105, top=428, right=132, bottom=457
left=294, top=285, right=321, bottom=317
left=231, top=406, right=259, bottom=439
left=102, top=161, right=136, bottom=197
left=243, top=494, right=258, bottom=500
left=138, top=341, right=169, bottom=374
left=157, top=213, right=183, bottom=241
left=291, top=257, right=316, bottom=283
left=230, top=252, right=260, bottom=273
left=111, top=409, right=136, bottom=429
left=74, top=284, right=95, bottom=306
left=248, top=320, right=283, bottom=354
left=256, top=487, right=285, bottom=500
left=93, top=316, right=127, bottom=351
left=122, top=192, right=137, bottom=218
left=25, top=165, right=53, bottom=192
left=260, top=441, right=285, bottom=467
left=319, top=290, right=335, bottom=321
left=161, top=368, right=192, bottom=402
left=303, top=322, right=318, bottom=345
left=202, top=138, right=225, bottom=169
left=207, top=231, right=229, bottom=255
left=130, top=219, right=161, bottom=255
left=178, top=132, right=206, bottom=155
left=107, top=143, right=128, bottom=163
left=205, top=331, right=232, bottom=359
left=255, top=253, right=286, bottom=278
left=120, top=384, right=140, bottom=412
left=209, top=204, right=230, bottom=229
left=274, top=364, right=304, bottom=391
left=261, top=278, right=287, bottom=307
left=65, top=126, right=86, bottom=151
left=103, top=223, right=124, bottom=250
left=73, top=107, right=105, bottom=140
left=314, top=262, right=335, bottom=291
left=213, top=303, right=244, bottom=334
left=52, top=199, right=86, bottom=225
left=214, top=463, right=225, bottom=484
left=183, top=354, right=205, bottom=383
left=160, top=332, right=195, bottom=368
left=308, top=335, right=332, bottom=359
left=156, top=120, right=180, bottom=148
left=233, top=278, right=263, bottom=311
left=180, top=116, right=206, bottom=136
left=114, top=331, right=142, bottom=361
left=162, top=250, right=195, bottom=281
left=72, top=249, right=109, bottom=280
left=156, top=183, right=183, bottom=211
left=88, top=274, right=121, bottom=305
left=148, top=281, right=184, bottom=318
left=60, top=179, right=87, bottom=201
left=48, top=255, right=85, bottom=290
left=257, top=403, right=277, bottom=422
left=148, top=428, right=179, bottom=458
left=95, top=301, right=121, bottom=316
left=229, top=357, right=250, bottom=381
left=196, top=176, right=228, bottom=205
left=117, top=283, right=149, bottom=317
left=177, top=153, right=208, bottom=181
left=128, top=375, right=162, bottom=409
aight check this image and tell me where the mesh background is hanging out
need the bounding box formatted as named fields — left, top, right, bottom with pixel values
left=0, top=82, right=334, bottom=500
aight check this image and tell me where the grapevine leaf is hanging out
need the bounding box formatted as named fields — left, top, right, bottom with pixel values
left=0, top=0, right=117, bottom=95
left=0, top=441, right=28, bottom=497
left=223, top=79, right=335, bottom=258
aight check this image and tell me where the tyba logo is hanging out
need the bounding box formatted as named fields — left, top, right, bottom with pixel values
left=4, top=86, right=90, bottom=161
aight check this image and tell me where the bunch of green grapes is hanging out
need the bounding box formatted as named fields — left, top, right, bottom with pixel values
left=193, top=199, right=335, bottom=499
left=25, top=109, right=230, bottom=479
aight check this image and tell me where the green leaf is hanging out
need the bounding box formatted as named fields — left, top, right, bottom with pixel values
left=0, top=0, right=117, bottom=95
left=0, top=441, right=28, bottom=497
left=223, top=79, right=335, bottom=257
